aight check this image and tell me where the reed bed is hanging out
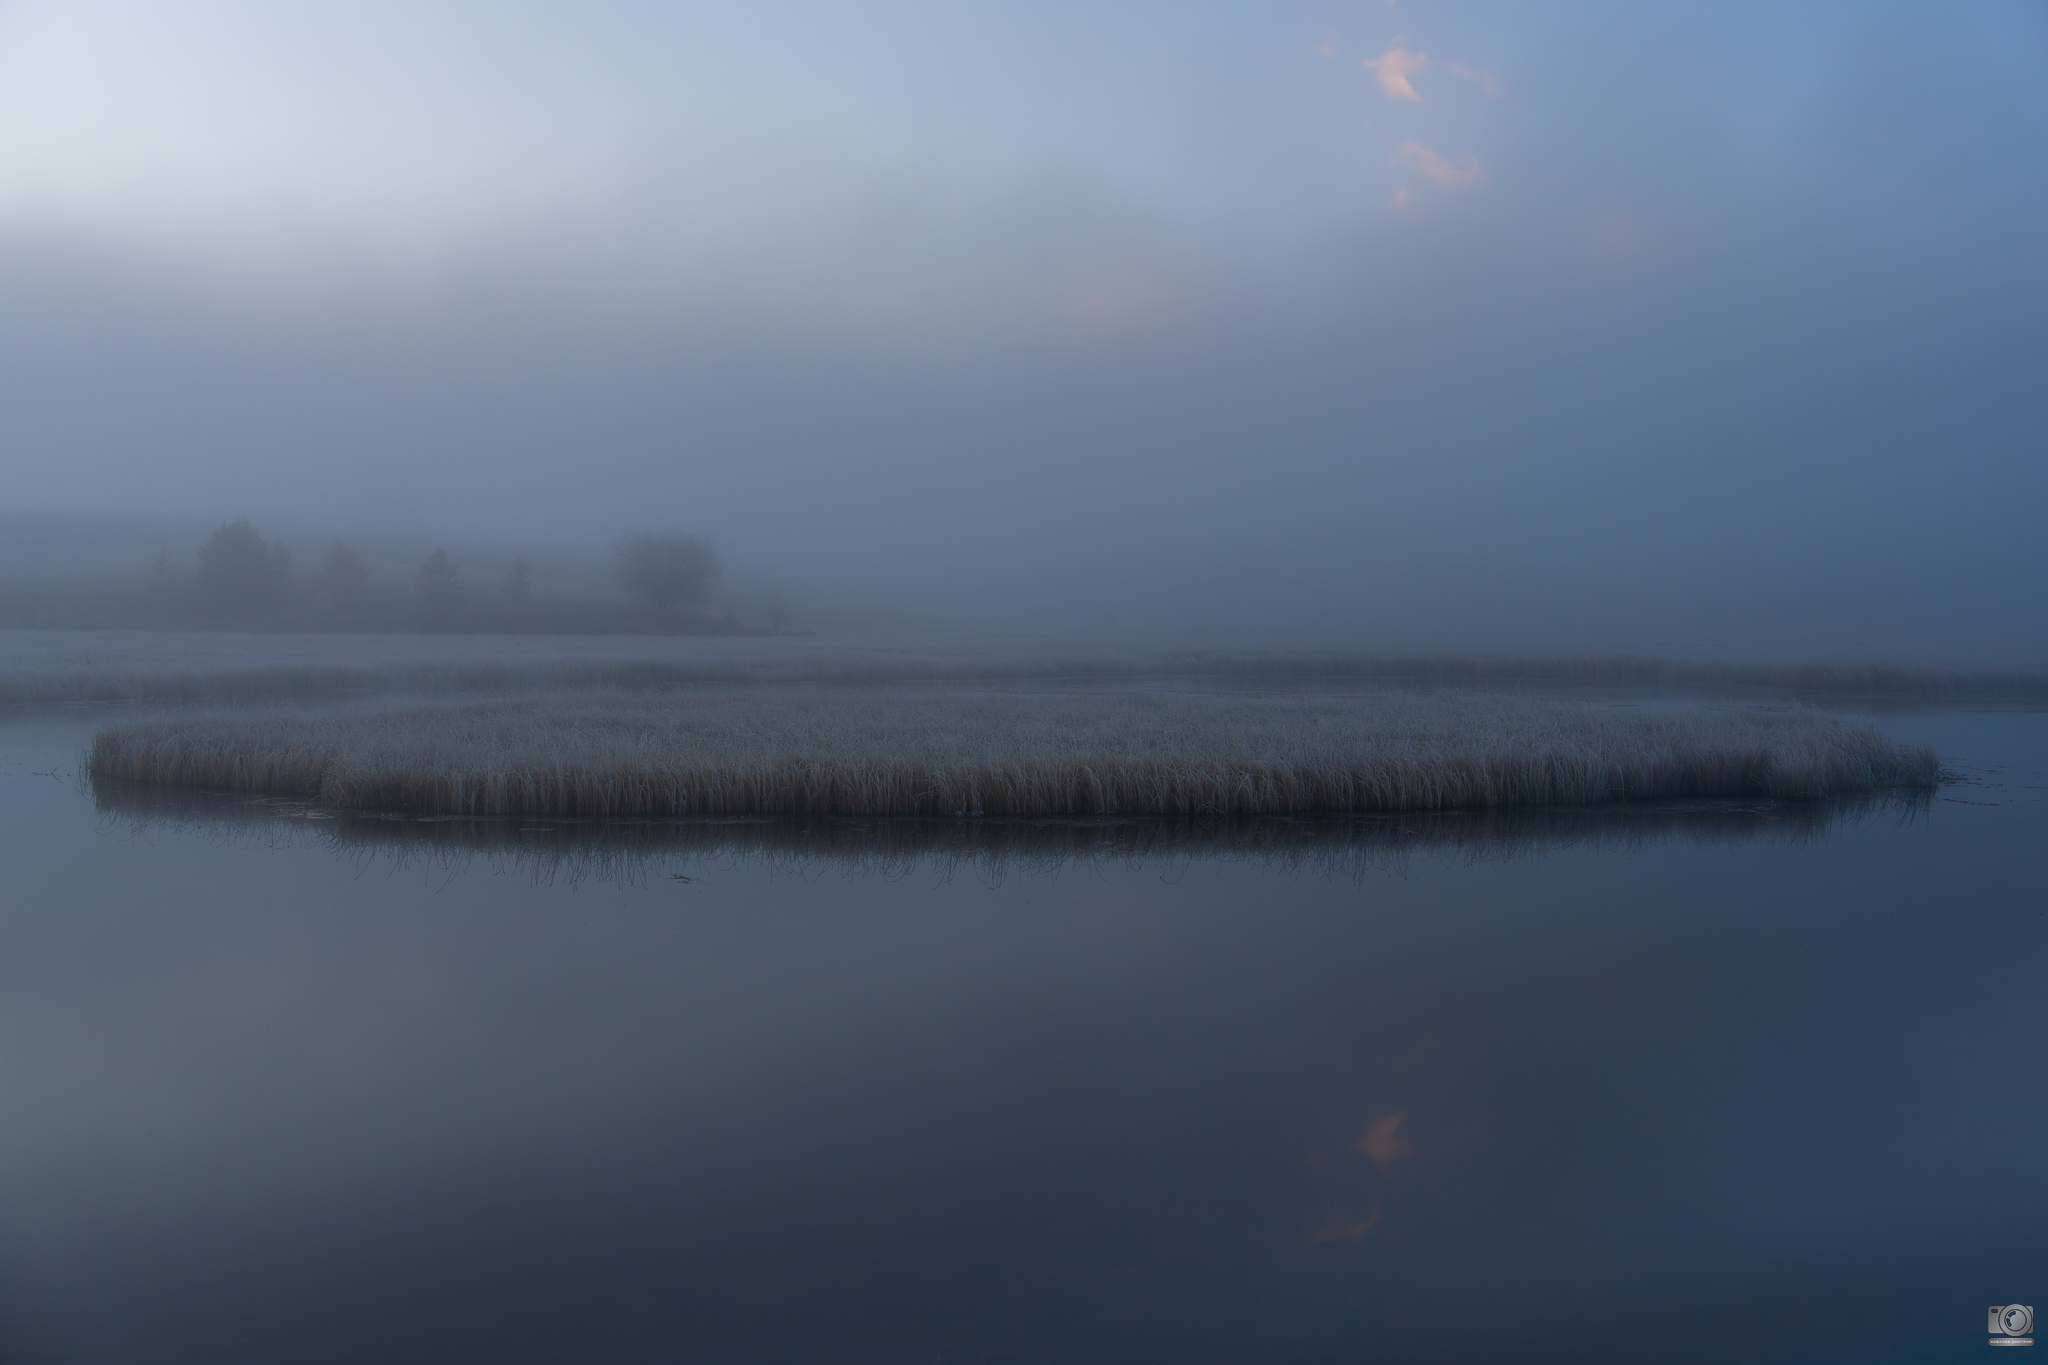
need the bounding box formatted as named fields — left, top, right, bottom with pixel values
left=86, top=689, right=1940, bottom=819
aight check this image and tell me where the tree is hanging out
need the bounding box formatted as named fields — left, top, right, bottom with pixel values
left=500, top=556, right=533, bottom=619
left=413, top=548, right=465, bottom=628
left=316, top=541, right=372, bottom=601
left=196, top=519, right=290, bottom=613
left=612, top=532, right=720, bottom=623
left=147, top=543, right=184, bottom=623
left=150, top=544, right=180, bottom=601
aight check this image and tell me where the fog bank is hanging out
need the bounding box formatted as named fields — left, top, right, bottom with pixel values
left=3, top=2, right=2043, bottom=658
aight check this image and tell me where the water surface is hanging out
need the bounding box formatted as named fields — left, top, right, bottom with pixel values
left=0, top=707, right=2041, bottom=1363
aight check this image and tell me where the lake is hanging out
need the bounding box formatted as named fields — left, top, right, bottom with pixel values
left=0, top=705, right=2040, bottom=1363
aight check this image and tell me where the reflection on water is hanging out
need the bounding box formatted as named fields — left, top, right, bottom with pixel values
left=0, top=711, right=2039, bottom=1364
left=89, top=778, right=1932, bottom=887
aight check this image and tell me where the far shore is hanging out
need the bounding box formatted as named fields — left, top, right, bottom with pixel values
left=5, top=631, right=2047, bottom=708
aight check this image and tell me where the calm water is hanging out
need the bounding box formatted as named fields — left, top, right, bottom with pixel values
left=0, top=707, right=2042, bottom=1364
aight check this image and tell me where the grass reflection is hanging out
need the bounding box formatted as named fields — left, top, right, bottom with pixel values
left=89, top=778, right=1932, bottom=889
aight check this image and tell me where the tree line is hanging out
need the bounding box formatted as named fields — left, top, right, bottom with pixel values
left=87, top=520, right=747, bottom=633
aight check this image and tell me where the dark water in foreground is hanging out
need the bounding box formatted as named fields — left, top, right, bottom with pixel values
left=0, top=709, right=2042, bottom=1364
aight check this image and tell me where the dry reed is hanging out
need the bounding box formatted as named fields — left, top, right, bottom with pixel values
left=86, top=689, right=1940, bottom=819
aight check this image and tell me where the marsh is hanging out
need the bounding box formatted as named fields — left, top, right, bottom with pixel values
left=85, top=688, right=1937, bottom=818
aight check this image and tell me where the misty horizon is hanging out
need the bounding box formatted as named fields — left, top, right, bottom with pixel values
left=5, top=4, right=2045, bottom=653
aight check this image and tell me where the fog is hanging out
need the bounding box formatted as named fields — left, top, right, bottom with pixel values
left=3, top=1, right=2043, bottom=658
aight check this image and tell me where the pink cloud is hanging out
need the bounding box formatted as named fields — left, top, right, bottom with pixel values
left=1446, top=63, right=1499, bottom=97
left=1398, top=141, right=1483, bottom=187
left=1070, top=276, right=1173, bottom=330
left=1362, top=44, right=1427, bottom=101
left=1589, top=215, right=1674, bottom=265
left=1390, top=187, right=1411, bottom=212
left=1356, top=1112, right=1416, bottom=1165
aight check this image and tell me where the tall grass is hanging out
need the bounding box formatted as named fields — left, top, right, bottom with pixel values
left=86, top=690, right=1940, bottom=819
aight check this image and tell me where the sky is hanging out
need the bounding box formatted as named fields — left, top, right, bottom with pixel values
left=1, top=1, right=2044, bottom=655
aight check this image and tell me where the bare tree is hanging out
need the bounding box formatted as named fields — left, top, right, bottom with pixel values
left=612, top=533, right=720, bottom=623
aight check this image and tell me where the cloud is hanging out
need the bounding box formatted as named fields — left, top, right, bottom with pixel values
left=1356, top=1112, right=1416, bottom=1164
left=1585, top=215, right=1677, bottom=268
left=1446, top=63, right=1500, bottom=97
left=1070, top=276, right=1174, bottom=330
left=1390, top=186, right=1411, bottom=212
left=1362, top=44, right=1428, bottom=102
left=1398, top=142, right=1484, bottom=187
